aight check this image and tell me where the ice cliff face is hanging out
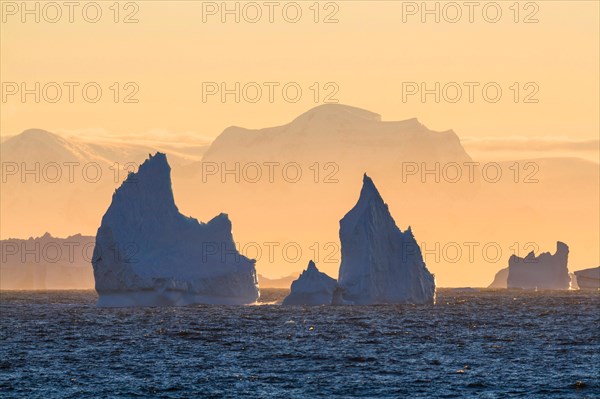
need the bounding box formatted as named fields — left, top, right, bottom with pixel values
left=282, top=260, right=337, bottom=305
left=573, top=266, right=600, bottom=290
left=92, top=153, right=259, bottom=307
left=334, top=174, right=436, bottom=304
left=506, top=242, right=570, bottom=290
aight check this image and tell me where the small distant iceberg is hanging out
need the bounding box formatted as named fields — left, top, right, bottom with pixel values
left=573, top=266, right=600, bottom=290
left=333, top=174, right=435, bottom=305
left=92, top=153, right=259, bottom=307
left=282, top=261, right=337, bottom=306
left=488, top=267, right=508, bottom=289
left=506, top=241, right=570, bottom=290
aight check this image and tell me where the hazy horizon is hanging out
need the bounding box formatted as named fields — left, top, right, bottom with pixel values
left=2, top=104, right=599, bottom=288
left=1, top=2, right=599, bottom=397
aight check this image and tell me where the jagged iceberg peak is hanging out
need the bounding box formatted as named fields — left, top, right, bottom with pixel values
left=306, top=260, right=318, bottom=273
left=335, top=174, right=435, bottom=305
left=92, top=152, right=259, bottom=307
left=114, top=152, right=177, bottom=212
left=342, top=174, right=395, bottom=237
left=101, top=152, right=186, bottom=241
left=507, top=241, right=570, bottom=290
left=358, top=173, right=385, bottom=205
left=282, top=260, right=338, bottom=306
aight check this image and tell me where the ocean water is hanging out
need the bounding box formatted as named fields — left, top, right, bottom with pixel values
left=0, top=289, right=598, bottom=399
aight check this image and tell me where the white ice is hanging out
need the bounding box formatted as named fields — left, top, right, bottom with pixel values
left=333, top=174, right=436, bottom=305
left=282, top=260, right=337, bottom=306
left=92, top=153, right=259, bottom=307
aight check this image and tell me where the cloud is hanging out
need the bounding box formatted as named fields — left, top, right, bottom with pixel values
left=52, top=128, right=214, bottom=148
left=461, top=136, right=599, bottom=152
left=461, top=136, right=599, bottom=163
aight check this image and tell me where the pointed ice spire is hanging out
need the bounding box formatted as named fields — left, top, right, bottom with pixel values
left=341, top=173, right=390, bottom=232
left=358, top=173, right=383, bottom=203
left=108, top=152, right=179, bottom=220
left=126, top=152, right=170, bottom=183
left=306, top=260, right=318, bottom=273
left=336, top=174, right=436, bottom=305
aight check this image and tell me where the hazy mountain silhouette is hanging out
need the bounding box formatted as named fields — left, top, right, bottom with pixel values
left=2, top=105, right=598, bottom=287
left=1, top=129, right=202, bottom=239
left=203, top=104, right=472, bottom=169
left=1, top=128, right=202, bottom=167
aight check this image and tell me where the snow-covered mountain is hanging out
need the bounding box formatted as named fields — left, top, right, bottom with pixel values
left=203, top=103, right=471, bottom=167
left=1, top=128, right=204, bottom=166
left=1, top=129, right=206, bottom=239
left=92, top=153, right=259, bottom=307
left=334, top=174, right=436, bottom=304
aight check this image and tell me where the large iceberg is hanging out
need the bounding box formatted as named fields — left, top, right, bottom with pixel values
left=92, top=153, right=259, bottom=307
left=506, top=241, right=570, bottom=290
left=333, top=174, right=436, bottom=305
left=573, top=266, right=600, bottom=290
left=282, top=260, right=337, bottom=305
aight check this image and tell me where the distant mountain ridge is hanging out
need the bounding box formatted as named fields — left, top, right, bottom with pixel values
left=1, top=128, right=204, bottom=167
left=0, top=233, right=95, bottom=290
left=203, top=104, right=471, bottom=165
left=2, top=104, right=598, bottom=287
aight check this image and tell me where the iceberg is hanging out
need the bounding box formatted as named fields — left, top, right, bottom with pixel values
left=0, top=233, right=95, bottom=290
left=488, top=267, right=508, bottom=289
left=282, top=260, right=337, bottom=305
left=573, top=266, right=600, bottom=290
left=334, top=174, right=436, bottom=305
left=506, top=241, right=570, bottom=290
left=92, top=153, right=259, bottom=307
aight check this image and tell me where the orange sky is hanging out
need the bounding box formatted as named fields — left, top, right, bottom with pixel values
left=1, top=1, right=599, bottom=287
left=1, top=1, right=598, bottom=142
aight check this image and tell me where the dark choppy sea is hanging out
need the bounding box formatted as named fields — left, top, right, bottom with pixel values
left=0, top=289, right=598, bottom=398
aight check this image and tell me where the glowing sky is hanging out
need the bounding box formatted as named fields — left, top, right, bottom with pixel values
left=2, top=1, right=598, bottom=144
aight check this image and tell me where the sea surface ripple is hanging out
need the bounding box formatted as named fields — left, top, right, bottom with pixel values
left=1, top=289, right=598, bottom=398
